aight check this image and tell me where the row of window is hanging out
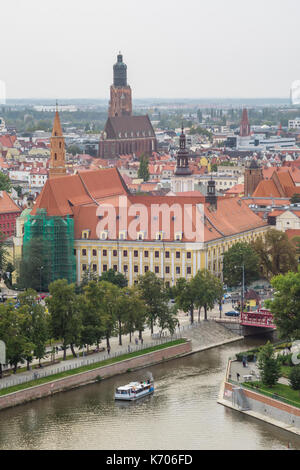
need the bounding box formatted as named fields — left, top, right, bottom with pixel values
left=0, top=223, right=15, bottom=230
left=78, top=249, right=192, bottom=259
left=82, top=264, right=192, bottom=275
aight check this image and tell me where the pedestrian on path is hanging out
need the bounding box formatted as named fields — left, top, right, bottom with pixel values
left=107, top=345, right=111, bottom=355
left=135, top=337, right=138, bottom=345
left=236, top=372, right=240, bottom=382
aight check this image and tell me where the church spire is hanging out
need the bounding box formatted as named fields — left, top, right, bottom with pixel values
left=49, top=108, right=66, bottom=179
left=175, top=126, right=191, bottom=176
left=52, top=108, right=63, bottom=137
left=109, top=52, right=132, bottom=117
left=240, top=108, right=250, bottom=137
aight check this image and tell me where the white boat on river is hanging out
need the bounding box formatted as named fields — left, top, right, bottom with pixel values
left=115, top=380, right=154, bottom=401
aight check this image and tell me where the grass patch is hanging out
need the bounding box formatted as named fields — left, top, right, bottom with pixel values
left=281, top=365, right=293, bottom=379
left=0, top=339, right=186, bottom=397
left=243, top=381, right=300, bottom=409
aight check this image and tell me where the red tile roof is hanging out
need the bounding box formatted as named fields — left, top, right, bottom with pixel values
left=0, top=191, right=21, bottom=214
left=73, top=194, right=267, bottom=243
left=0, top=135, right=17, bottom=148
left=32, top=168, right=129, bottom=217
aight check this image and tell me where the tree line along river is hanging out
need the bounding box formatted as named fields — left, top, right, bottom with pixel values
left=0, top=336, right=299, bottom=450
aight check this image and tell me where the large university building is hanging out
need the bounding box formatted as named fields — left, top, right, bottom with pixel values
left=14, top=110, right=269, bottom=286
left=27, top=167, right=268, bottom=286
left=98, top=53, right=157, bottom=158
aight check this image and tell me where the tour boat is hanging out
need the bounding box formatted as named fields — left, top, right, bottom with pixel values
left=115, top=380, right=154, bottom=401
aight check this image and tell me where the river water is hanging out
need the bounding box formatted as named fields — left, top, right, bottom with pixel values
left=0, top=336, right=299, bottom=450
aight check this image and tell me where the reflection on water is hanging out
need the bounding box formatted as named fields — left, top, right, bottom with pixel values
left=0, top=336, right=299, bottom=450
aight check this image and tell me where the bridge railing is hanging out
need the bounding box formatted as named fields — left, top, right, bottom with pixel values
left=240, top=310, right=275, bottom=327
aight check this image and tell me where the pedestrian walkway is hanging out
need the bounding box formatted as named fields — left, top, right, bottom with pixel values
left=0, top=301, right=234, bottom=390
left=0, top=334, right=181, bottom=390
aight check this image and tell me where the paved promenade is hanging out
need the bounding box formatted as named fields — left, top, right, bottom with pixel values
left=0, top=300, right=238, bottom=390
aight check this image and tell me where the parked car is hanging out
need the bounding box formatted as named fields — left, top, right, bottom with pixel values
left=225, top=310, right=240, bottom=317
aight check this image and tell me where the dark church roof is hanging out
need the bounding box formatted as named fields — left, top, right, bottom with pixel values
left=249, top=159, right=259, bottom=169
left=104, top=115, right=155, bottom=140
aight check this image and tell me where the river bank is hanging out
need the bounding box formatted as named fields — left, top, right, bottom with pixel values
left=0, top=339, right=191, bottom=411
left=218, top=359, right=300, bottom=437
left=2, top=336, right=299, bottom=450
left=0, top=319, right=245, bottom=412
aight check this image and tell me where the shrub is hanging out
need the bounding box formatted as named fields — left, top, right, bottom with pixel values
left=257, top=341, right=281, bottom=387
left=277, top=353, right=294, bottom=366
left=289, top=367, right=300, bottom=390
left=95, top=375, right=102, bottom=382
left=236, top=348, right=259, bottom=362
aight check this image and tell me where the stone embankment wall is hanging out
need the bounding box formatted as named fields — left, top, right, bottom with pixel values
left=0, top=340, right=191, bottom=411
left=219, top=360, right=300, bottom=435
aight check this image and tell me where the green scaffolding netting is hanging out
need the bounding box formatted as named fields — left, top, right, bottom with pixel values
left=23, top=209, right=76, bottom=286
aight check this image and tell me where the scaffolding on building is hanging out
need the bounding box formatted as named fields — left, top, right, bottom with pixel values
left=23, top=209, right=76, bottom=288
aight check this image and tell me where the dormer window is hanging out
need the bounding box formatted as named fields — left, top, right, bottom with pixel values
left=175, top=232, right=183, bottom=241
left=156, top=232, right=164, bottom=241
left=137, top=231, right=145, bottom=240
left=119, top=231, right=127, bottom=240
left=100, top=231, right=108, bottom=240
left=82, top=230, right=90, bottom=239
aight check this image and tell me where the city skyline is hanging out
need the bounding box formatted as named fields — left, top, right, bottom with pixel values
left=1, top=0, right=300, bottom=100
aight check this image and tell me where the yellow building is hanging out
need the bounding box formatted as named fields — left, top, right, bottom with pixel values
left=21, top=111, right=269, bottom=287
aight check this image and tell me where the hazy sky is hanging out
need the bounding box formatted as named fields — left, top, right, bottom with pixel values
left=1, top=0, right=300, bottom=99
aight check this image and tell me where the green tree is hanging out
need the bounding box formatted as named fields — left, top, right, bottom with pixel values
left=47, top=279, right=82, bottom=360
left=289, top=367, right=300, bottom=391
left=13, top=185, right=23, bottom=197
left=269, top=269, right=300, bottom=340
left=193, top=269, right=224, bottom=321
left=0, top=172, right=12, bottom=192
left=18, top=237, right=51, bottom=291
left=78, top=267, right=99, bottom=293
left=223, top=242, right=260, bottom=288
left=96, top=281, right=119, bottom=349
left=156, top=303, right=178, bottom=335
left=0, top=304, right=34, bottom=374
left=174, top=277, right=196, bottom=324
left=137, top=271, right=169, bottom=333
left=80, top=281, right=106, bottom=349
left=99, top=269, right=128, bottom=288
left=257, top=341, right=281, bottom=387
left=18, top=289, right=48, bottom=369
left=123, top=287, right=147, bottom=342
left=252, top=229, right=297, bottom=280
left=290, top=194, right=300, bottom=204
left=67, top=144, right=81, bottom=156
left=138, top=154, right=150, bottom=182
left=0, top=232, right=8, bottom=273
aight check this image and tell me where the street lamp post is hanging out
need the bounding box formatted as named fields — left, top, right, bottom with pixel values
left=234, top=263, right=245, bottom=314
left=240, top=263, right=245, bottom=314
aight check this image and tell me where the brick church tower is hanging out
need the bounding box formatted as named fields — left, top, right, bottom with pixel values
left=49, top=107, right=66, bottom=179
left=108, top=53, right=132, bottom=117
left=240, top=108, right=250, bottom=137
left=244, top=159, right=263, bottom=196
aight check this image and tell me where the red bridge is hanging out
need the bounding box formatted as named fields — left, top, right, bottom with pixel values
left=240, top=309, right=275, bottom=328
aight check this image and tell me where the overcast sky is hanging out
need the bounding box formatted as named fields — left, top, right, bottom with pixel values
left=1, top=0, right=300, bottom=100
